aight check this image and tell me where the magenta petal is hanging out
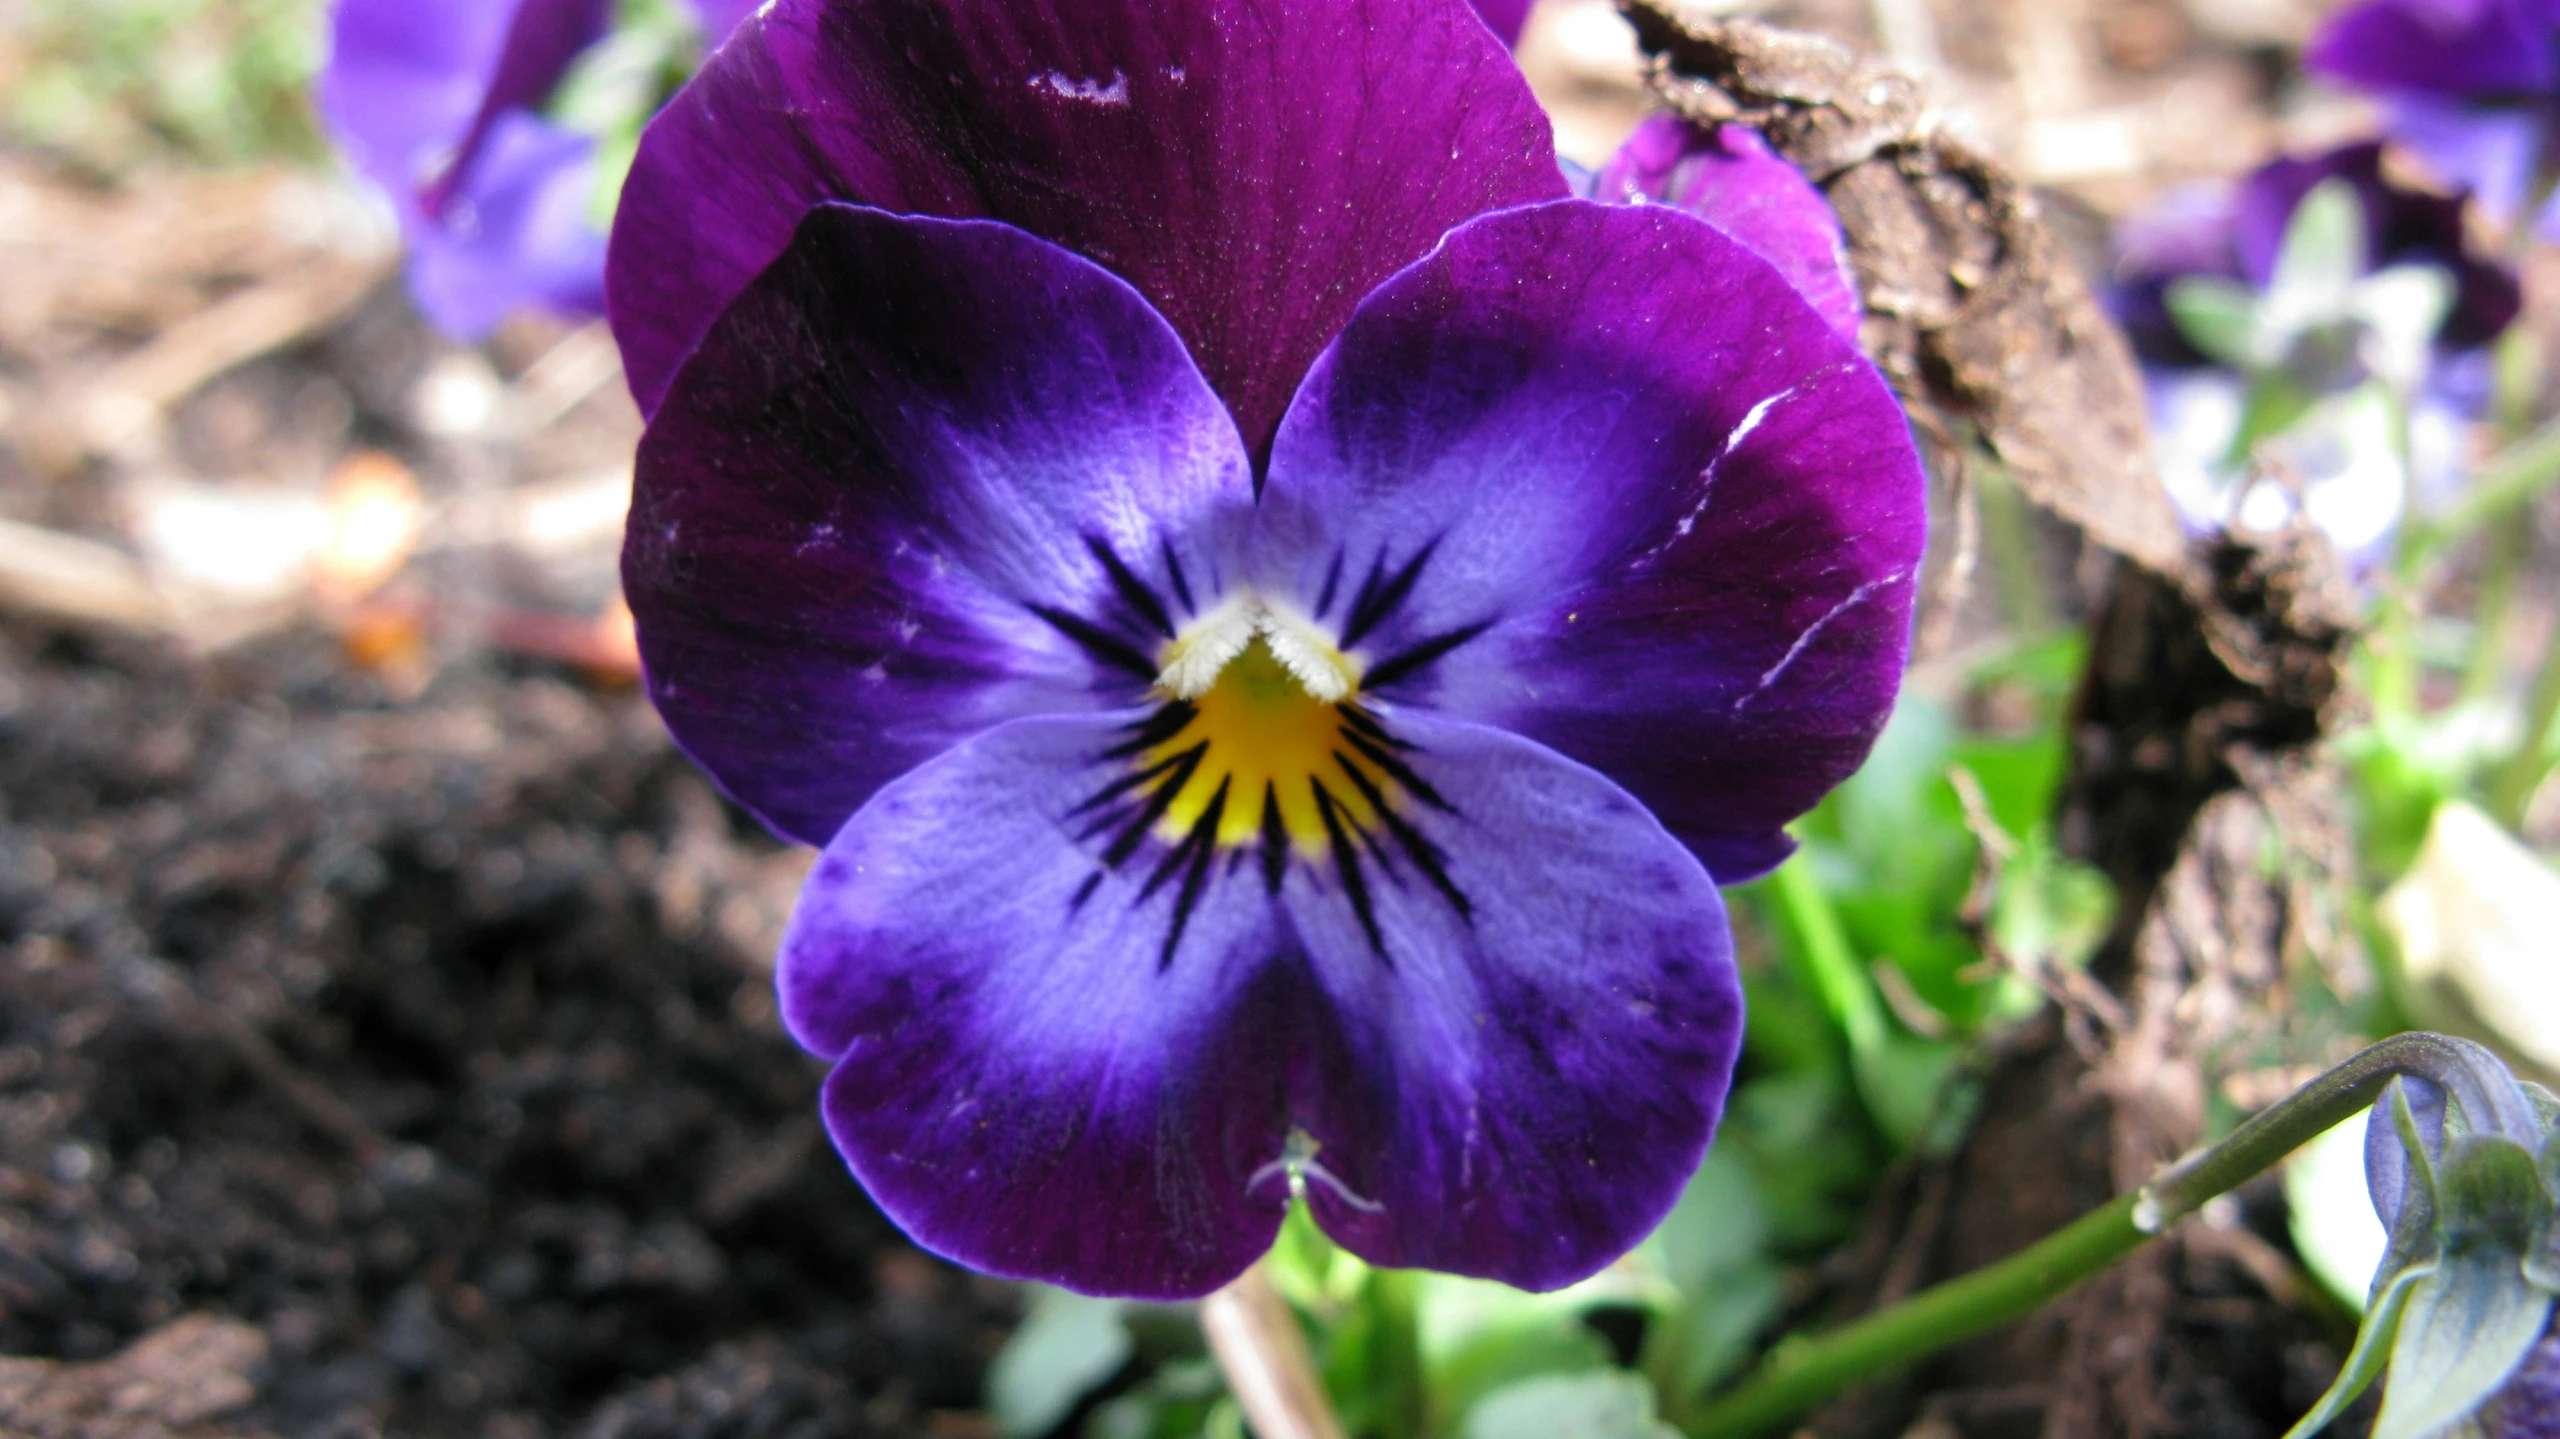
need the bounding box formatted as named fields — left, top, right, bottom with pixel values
left=1473, top=0, right=1533, bottom=44
left=781, top=712, right=1296, bottom=1299
left=682, top=0, right=763, bottom=43
left=1591, top=115, right=1861, bottom=339
left=1281, top=712, right=1742, bottom=1291
left=604, top=0, right=1568, bottom=450
left=1258, top=199, right=1924, bottom=881
left=623, top=205, right=1255, bottom=846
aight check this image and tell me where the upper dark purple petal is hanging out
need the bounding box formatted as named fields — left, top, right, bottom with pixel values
left=2233, top=142, right=2521, bottom=350
left=1255, top=199, right=1924, bottom=882
left=1589, top=115, right=1862, bottom=339
left=623, top=204, right=1255, bottom=846
left=2307, top=0, right=2560, bottom=99
left=1281, top=710, right=1742, bottom=1290
left=603, top=0, right=1569, bottom=450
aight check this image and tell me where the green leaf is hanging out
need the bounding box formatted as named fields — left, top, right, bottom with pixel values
left=988, top=1288, right=1134, bottom=1439
left=1462, top=1372, right=1680, bottom=1439
left=2282, top=1261, right=2430, bottom=1439
left=2372, top=1257, right=2554, bottom=1439
left=2165, top=276, right=2265, bottom=370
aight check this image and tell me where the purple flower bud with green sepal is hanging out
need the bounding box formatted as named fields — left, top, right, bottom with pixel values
left=608, top=0, right=1925, bottom=1299
left=2296, top=1044, right=2560, bottom=1439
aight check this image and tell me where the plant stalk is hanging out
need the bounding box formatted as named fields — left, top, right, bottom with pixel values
left=1203, top=1264, right=1348, bottom=1439
left=1681, top=1033, right=2518, bottom=1437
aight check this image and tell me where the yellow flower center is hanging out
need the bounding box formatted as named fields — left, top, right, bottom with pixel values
left=1148, top=635, right=1386, bottom=852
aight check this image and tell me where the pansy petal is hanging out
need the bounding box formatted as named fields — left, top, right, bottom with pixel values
left=624, top=204, right=1255, bottom=845
left=322, top=0, right=520, bottom=201
left=403, top=113, right=608, bottom=337
left=2307, top=0, right=2559, bottom=98
left=1277, top=711, right=1742, bottom=1291
left=683, top=0, right=763, bottom=43
left=781, top=712, right=1297, bottom=1299
left=605, top=0, right=1569, bottom=447
left=1473, top=0, right=1533, bottom=44
left=1591, top=116, right=1861, bottom=339
left=428, top=0, right=613, bottom=216
left=1259, top=199, right=1924, bottom=881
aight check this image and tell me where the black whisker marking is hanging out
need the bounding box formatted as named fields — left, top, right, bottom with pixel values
left=1360, top=619, right=1494, bottom=692
left=1029, top=603, right=1157, bottom=679
left=1335, top=752, right=1471, bottom=919
left=1338, top=704, right=1415, bottom=751
left=1069, top=871, right=1104, bottom=912
left=1157, top=779, right=1230, bottom=970
left=1103, top=702, right=1197, bottom=759
left=1103, top=745, right=1204, bottom=867
left=1069, top=744, right=1200, bottom=820
left=1341, top=726, right=1453, bottom=813
left=1087, top=537, right=1176, bottom=638
left=1140, top=776, right=1228, bottom=901
left=1160, top=540, right=1196, bottom=615
left=1258, top=781, right=1289, bottom=895
left=1313, top=548, right=1346, bottom=619
left=1312, top=779, right=1387, bottom=960
left=1340, top=537, right=1441, bottom=649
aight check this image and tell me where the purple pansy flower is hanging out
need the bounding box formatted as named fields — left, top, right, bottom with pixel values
left=2108, top=143, right=2518, bottom=560
left=611, top=0, right=1924, bottom=1299
left=2308, top=0, right=2560, bottom=236
left=321, top=0, right=748, bottom=338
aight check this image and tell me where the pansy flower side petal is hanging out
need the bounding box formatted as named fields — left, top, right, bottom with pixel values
left=1278, top=711, right=1742, bottom=1289
left=604, top=0, right=1569, bottom=451
left=624, top=204, right=1256, bottom=845
left=1257, top=200, right=1924, bottom=881
left=428, top=0, right=613, bottom=216
left=782, top=711, right=1300, bottom=1300
left=323, top=0, right=525, bottom=204
left=2231, top=143, right=2521, bottom=349
left=1590, top=115, right=1863, bottom=340
left=403, top=113, right=609, bottom=338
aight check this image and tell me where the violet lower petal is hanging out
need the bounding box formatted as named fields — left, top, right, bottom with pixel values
left=1590, top=115, right=1862, bottom=339
left=2382, top=94, right=2558, bottom=234
left=1256, top=199, right=1924, bottom=882
left=604, top=0, right=1568, bottom=448
left=2307, top=0, right=2560, bottom=99
left=1279, top=711, right=1743, bottom=1291
left=623, top=204, right=1255, bottom=846
left=404, top=113, right=609, bottom=337
left=781, top=712, right=1298, bottom=1299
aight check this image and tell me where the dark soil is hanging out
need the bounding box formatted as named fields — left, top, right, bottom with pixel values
left=0, top=621, right=1007, bottom=1438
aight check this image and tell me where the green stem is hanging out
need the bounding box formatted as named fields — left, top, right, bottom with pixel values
left=2486, top=630, right=2560, bottom=828
left=1680, top=1033, right=2515, bottom=1438
left=1768, top=857, right=1886, bottom=1062
left=1364, top=1268, right=1425, bottom=1439
left=2399, top=414, right=2560, bottom=581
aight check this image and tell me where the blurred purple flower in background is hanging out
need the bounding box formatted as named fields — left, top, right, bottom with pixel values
left=2108, top=142, right=2519, bottom=560
left=320, top=0, right=749, bottom=338
left=2308, top=0, right=2560, bottom=235
left=609, top=0, right=1925, bottom=1298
